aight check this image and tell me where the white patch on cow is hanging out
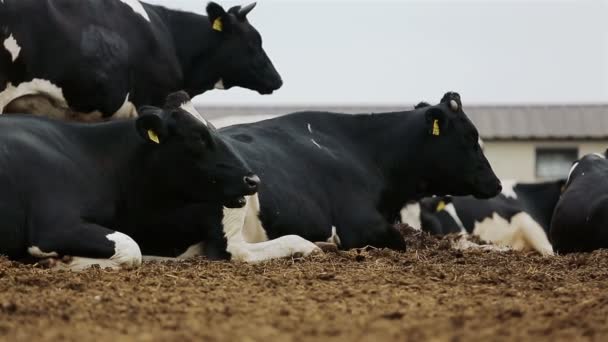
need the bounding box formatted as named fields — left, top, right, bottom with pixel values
left=566, top=162, right=579, bottom=184
left=106, top=232, right=142, bottom=268
left=180, top=101, right=208, bottom=127
left=242, top=193, right=269, bottom=243
left=500, top=179, right=518, bottom=199
left=444, top=203, right=467, bottom=233
left=450, top=99, right=459, bottom=111
left=400, top=203, right=422, bottom=230
left=119, top=0, right=150, bottom=21
left=0, top=79, right=135, bottom=120
left=223, top=197, right=321, bottom=263
left=327, top=226, right=342, bottom=247
left=3, top=34, right=21, bottom=62
left=177, top=242, right=205, bottom=259
left=307, top=123, right=313, bottom=134
left=214, top=79, right=225, bottom=90
left=472, top=212, right=553, bottom=256
left=311, top=139, right=322, bottom=149
left=27, top=246, right=59, bottom=258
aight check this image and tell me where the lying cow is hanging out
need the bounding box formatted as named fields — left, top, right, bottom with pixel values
left=145, top=92, right=501, bottom=261
left=0, top=1, right=282, bottom=120
left=551, top=152, right=608, bottom=253
left=401, top=179, right=565, bottom=255
left=0, top=91, right=320, bottom=270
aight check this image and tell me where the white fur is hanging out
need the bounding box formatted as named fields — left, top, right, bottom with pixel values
left=177, top=242, right=205, bottom=259
left=0, top=79, right=136, bottom=120
left=327, top=226, right=342, bottom=247
left=450, top=99, right=459, bottom=111
left=3, top=34, right=21, bottom=62
left=223, top=197, right=320, bottom=263
left=400, top=203, right=422, bottom=230
left=180, top=101, right=208, bottom=127
left=311, top=139, right=322, bottom=149
left=242, top=193, right=269, bottom=243
left=119, top=0, right=150, bottom=21
left=500, top=179, right=518, bottom=199
left=444, top=203, right=466, bottom=233
left=27, top=246, right=59, bottom=258
left=566, top=161, right=579, bottom=184
left=214, top=79, right=225, bottom=90
left=472, top=212, right=553, bottom=256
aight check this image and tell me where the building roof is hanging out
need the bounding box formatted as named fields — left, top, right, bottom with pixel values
left=196, top=104, right=608, bottom=140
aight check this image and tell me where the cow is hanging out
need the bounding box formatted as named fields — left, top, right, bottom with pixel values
left=550, top=151, right=608, bottom=253
left=0, top=91, right=319, bottom=270
left=0, top=0, right=282, bottom=121
left=401, top=179, right=565, bottom=255
left=159, top=91, right=500, bottom=258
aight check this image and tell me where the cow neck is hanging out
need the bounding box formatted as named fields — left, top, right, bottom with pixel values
left=157, top=6, right=222, bottom=95
left=347, top=111, right=429, bottom=216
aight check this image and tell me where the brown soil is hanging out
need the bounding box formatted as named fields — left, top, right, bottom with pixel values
left=1, top=226, right=607, bottom=342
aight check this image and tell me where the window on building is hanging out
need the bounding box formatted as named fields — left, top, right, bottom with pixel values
left=535, top=148, right=578, bottom=180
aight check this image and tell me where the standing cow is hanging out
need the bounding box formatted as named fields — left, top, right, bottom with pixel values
left=0, top=0, right=282, bottom=121
left=551, top=152, right=608, bottom=253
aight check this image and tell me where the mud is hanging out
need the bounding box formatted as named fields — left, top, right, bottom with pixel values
left=1, top=226, right=607, bottom=341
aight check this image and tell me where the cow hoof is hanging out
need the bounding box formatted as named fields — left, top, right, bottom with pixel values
left=314, top=242, right=339, bottom=253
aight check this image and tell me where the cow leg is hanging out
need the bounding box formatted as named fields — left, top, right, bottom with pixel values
left=221, top=202, right=321, bottom=263
left=337, top=209, right=407, bottom=251
left=28, top=223, right=142, bottom=271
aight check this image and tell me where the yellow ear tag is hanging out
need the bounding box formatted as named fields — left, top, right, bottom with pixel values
left=432, top=119, right=440, bottom=136
left=436, top=200, right=446, bottom=212
left=212, top=18, right=223, bottom=32
left=147, top=130, right=160, bottom=144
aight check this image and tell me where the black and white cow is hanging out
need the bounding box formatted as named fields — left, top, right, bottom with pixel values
left=184, top=91, right=500, bottom=256
left=401, top=179, right=565, bottom=255
left=0, top=91, right=320, bottom=270
left=551, top=151, right=608, bottom=253
left=0, top=0, right=282, bottom=121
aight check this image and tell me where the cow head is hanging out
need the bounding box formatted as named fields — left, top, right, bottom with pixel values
left=136, top=91, right=259, bottom=208
left=205, top=2, right=283, bottom=94
left=564, top=151, right=608, bottom=191
left=419, top=92, right=501, bottom=199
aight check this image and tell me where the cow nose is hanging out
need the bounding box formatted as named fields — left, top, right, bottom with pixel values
left=244, top=174, right=260, bottom=191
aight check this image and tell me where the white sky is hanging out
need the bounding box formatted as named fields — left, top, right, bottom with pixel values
left=145, top=0, right=608, bottom=105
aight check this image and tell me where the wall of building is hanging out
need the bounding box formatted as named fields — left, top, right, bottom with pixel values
left=484, top=140, right=608, bottom=182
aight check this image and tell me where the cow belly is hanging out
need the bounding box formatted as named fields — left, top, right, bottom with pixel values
left=0, top=79, right=136, bottom=121
left=472, top=212, right=553, bottom=255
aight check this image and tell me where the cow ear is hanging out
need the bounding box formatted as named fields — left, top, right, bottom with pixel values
left=207, top=2, right=231, bottom=33
left=425, top=108, right=449, bottom=137
left=136, top=107, right=167, bottom=145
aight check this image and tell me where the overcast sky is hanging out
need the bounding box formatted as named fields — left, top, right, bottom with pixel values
left=146, top=0, right=608, bottom=105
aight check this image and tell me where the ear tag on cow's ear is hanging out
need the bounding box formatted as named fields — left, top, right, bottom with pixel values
left=436, top=200, right=446, bottom=212
left=432, top=119, right=440, bottom=136
left=212, top=18, right=223, bottom=32
left=147, top=130, right=160, bottom=144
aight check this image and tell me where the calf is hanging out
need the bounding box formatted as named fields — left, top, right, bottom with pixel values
left=203, top=92, right=501, bottom=253
left=551, top=152, right=608, bottom=253
left=401, top=179, right=565, bottom=255
left=0, top=1, right=282, bottom=120
left=0, top=91, right=318, bottom=270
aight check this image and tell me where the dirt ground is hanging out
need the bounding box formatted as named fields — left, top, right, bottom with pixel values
left=1, top=227, right=607, bottom=342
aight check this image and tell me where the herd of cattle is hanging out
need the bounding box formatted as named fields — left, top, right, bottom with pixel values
left=0, top=0, right=605, bottom=270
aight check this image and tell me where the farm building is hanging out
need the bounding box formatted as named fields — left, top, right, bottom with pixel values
left=200, top=104, right=608, bottom=182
